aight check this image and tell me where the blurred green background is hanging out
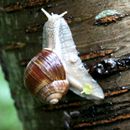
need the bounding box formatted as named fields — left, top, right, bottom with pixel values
left=0, top=66, right=22, bottom=130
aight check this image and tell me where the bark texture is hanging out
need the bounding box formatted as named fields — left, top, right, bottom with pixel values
left=0, top=0, right=130, bottom=130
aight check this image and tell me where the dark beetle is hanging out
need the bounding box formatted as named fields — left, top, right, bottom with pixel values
left=89, top=56, right=130, bottom=78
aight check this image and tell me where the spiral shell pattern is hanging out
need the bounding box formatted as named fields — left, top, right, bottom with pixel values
left=24, top=49, right=69, bottom=104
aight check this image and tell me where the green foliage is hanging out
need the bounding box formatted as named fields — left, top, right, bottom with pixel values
left=0, top=66, right=22, bottom=130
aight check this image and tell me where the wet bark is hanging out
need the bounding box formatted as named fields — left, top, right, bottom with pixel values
left=0, top=0, right=130, bottom=130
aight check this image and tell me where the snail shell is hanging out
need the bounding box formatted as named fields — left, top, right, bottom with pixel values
left=24, top=49, right=69, bottom=104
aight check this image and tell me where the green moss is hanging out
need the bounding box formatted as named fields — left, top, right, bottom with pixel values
left=0, top=66, right=22, bottom=130
left=81, top=83, right=93, bottom=95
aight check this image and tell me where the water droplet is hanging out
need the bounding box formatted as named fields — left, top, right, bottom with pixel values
left=69, top=54, right=78, bottom=63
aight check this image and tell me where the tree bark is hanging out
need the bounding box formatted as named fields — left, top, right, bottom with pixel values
left=0, top=0, right=130, bottom=130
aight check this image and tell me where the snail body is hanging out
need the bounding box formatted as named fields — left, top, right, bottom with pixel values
left=24, top=49, right=69, bottom=104
left=24, top=9, right=104, bottom=104
left=41, top=8, right=104, bottom=100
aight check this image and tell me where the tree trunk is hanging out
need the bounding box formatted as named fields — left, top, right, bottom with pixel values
left=0, top=0, right=130, bottom=130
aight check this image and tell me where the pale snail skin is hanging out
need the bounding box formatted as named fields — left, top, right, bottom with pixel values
left=41, top=8, right=104, bottom=100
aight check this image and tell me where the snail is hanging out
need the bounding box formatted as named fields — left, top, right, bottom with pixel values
left=24, top=49, right=69, bottom=104
left=94, top=9, right=128, bottom=25
left=24, top=8, right=104, bottom=104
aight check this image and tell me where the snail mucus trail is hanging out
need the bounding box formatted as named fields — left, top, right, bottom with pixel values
left=24, top=8, right=104, bottom=104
